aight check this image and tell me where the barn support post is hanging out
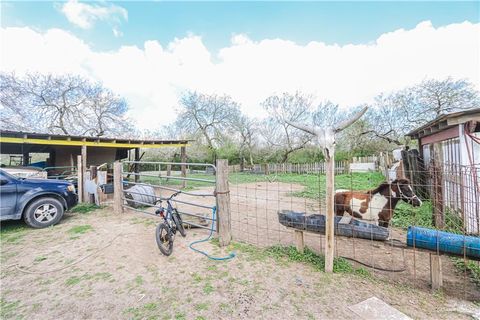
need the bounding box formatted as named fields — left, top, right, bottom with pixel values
left=89, top=165, right=97, bottom=204
left=77, top=155, right=83, bottom=203
left=22, top=151, right=29, bottom=166
left=113, top=161, right=124, bottom=214
left=81, top=145, right=88, bottom=202
left=134, top=148, right=140, bottom=183
left=216, top=159, right=231, bottom=247
left=181, top=146, right=187, bottom=188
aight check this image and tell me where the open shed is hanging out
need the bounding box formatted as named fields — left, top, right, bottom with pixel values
left=406, top=108, right=479, bottom=234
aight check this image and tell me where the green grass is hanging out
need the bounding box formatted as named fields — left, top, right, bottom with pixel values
left=0, top=221, right=28, bottom=244
left=65, top=272, right=113, bottom=286
left=131, top=171, right=385, bottom=199
left=0, top=298, right=21, bottom=319
left=392, top=201, right=464, bottom=233
left=224, top=240, right=370, bottom=276
left=69, top=203, right=101, bottom=214
left=123, top=302, right=159, bottom=320
left=194, top=303, right=209, bottom=311
left=452, top=258, right=480, bottom=287
left=67, top=225, right=93, bottom=235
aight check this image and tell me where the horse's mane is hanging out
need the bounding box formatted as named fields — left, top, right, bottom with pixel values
left=369, top=182, right=391, bottom=194
left=368, top=178, right=411, bottom=195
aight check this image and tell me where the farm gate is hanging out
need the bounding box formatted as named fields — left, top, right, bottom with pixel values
left=118, top=161, right=220, bottom=232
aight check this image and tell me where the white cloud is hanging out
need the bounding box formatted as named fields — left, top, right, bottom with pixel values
left=0, top=21, right=479, bottom=130
left=60, top=0, right=127, bottom=29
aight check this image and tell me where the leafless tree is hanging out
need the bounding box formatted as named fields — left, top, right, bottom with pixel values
left=232, top=114, right=257, bottom=168
left=0, top=72, right=132, bottom=137
left=176, top=91, right=242, bottom=157
left=261, top=92, right=313, bottom=163
left=361, top=77, right=479, bottom=147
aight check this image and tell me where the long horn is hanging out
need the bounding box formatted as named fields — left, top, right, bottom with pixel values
left=334, top=106, right=368, bottom=133
left=285, top=120, right=317, bottom=136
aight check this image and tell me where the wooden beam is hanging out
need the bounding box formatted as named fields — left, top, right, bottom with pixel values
left=216, top=159, right=231, bottom=247
left=81, top=145, right=88, bottom=202
left=77, top=155, right=83, bottom=203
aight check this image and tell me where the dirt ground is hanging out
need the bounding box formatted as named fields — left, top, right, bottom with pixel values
left=1, top=182, right=479, bottom=319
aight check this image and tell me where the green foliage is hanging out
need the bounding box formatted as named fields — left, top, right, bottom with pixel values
left=69, top=203, right=101, bottom=214
left=392, top=202, right=434, bottom=229
left=392, top=201, right=464, bottom=234
left=452, top=258, right=480, bottom=287
left=0, top=298, right=20, bottom=319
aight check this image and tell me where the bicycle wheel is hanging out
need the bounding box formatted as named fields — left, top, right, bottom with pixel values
left=172, top=209, right=186, bottom=237
left=156, top=223, right=173, bottom=256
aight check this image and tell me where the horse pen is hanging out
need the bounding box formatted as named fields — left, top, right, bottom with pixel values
left=1, top=158, right=479, bottom=319
left=116, top=158, right=480, bottom=302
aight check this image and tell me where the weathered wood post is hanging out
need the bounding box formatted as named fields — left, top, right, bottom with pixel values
left=81, top=145, right=88, bottom=202
left=430, top=253, right=443, bottom=289
left=216, top=159, right=231, bottom=246
left=325, top=144, right=336, bottom=272
left=77, top=155, right=83, bottom=203
left=295, top=230, right=305, bottom=253
left=89, top=165, right=97, bottom=204
left=287, top=107, right=368, bottom=273
left=181, top=146, right=187, bottom=188
left=166, top=164, right=171, bottom=182
left=113, top=161, right=124, bottom=214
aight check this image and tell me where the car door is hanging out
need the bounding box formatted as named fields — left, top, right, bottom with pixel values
left=0, top=170, right=18, bottom=218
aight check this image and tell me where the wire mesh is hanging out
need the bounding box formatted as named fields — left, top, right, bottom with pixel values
left=228, top=160, right=480, bottom=301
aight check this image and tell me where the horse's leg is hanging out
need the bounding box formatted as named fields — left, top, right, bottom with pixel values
left=352, top=210, right=363, bottom=219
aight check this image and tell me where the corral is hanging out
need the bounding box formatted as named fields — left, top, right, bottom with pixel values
left=1, top=188, right=479, bottom=319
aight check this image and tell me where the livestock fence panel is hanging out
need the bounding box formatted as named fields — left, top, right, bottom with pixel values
left=119, top=160, right=218, bottom=231
left=227, top=165, right=480, bottom=302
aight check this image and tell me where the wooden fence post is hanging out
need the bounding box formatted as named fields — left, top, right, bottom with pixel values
left=325, top=146, right=335, bottom=273
left=166, top=164, right=171, bottom=182
left=216, top=159, right=231, bottom=247
left=77, top=155, right=83, bottom=203
left=295, top=230, right=304, bottom=253
left=181, top=146, right=187, bottom=188
left=114, top=161, right=124, bottom=214
left=430, top=253, right=443, bottom=290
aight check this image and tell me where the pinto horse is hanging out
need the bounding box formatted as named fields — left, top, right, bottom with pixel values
left=334, top=178, right=422, bottom=227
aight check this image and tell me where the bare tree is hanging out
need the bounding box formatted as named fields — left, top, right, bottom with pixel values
left=261, top=92, right=313, bottom=163
left=232, top=114, right=257, bottom=168
left=0, top=72, right=132, bottom=137
left=361, top=77, right=479, bottom=147
left=176, top=91, right=242, bottom=157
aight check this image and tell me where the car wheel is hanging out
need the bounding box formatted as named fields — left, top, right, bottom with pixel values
left=23, top=197, right=64, bottom=228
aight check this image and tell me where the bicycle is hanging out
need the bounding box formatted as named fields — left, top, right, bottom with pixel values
left=154, top=191, right=186, bottom=256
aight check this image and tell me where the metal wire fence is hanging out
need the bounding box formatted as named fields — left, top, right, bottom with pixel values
left=228, top=163, right=480, bottom=301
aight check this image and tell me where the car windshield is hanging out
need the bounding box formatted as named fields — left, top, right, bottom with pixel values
left=0, top=169, right=20, bottom=181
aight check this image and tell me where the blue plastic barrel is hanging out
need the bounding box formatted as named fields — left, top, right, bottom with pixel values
left=407, top=226, right=480, bottom=260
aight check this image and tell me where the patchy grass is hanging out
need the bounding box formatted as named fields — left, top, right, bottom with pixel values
left=194, top=303, right=209, bottom=311
left=67, top=225, right=93, bottom=235
left=134, top=275, right=144, bottom=286
left=69, top=203, right=101, bottom=214
left=65, top=272, right=113, bottom=286
left=0, top=221, right=28, bottom=244
left=223, top=240, right=370, bottom=276
left=452, top=258, right=480, bottom=287
left=123, top=302, right=159, bottom=320
left=0, top=298, right=21, bottom=319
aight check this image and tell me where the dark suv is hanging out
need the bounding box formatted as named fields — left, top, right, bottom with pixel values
left=0, top=169, right=78, bottom=228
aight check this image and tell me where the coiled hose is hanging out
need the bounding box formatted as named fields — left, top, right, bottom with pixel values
left=188, top=206, right=235, bottom=260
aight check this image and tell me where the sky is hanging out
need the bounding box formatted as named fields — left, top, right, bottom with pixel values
left=1, top=1, right=479, bottom=129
